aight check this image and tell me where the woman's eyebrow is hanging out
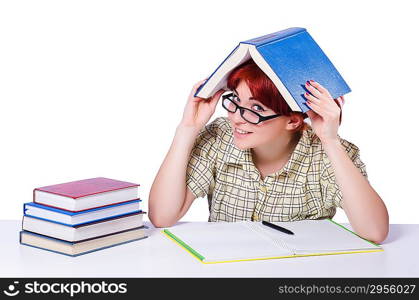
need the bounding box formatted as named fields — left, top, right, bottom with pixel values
left=233, top=89, right=261, bottom=102
left=249, top=97, right=265, bottom=106
left=232, top=89, right=266, bottom=107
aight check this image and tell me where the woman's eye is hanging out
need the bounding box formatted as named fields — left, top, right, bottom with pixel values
left=252, top=105, right=265, bottom=112
left=232, top=95, right=239, bottom=102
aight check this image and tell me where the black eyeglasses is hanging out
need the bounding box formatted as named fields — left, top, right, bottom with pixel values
left=221, top=93, right=282, bottom=125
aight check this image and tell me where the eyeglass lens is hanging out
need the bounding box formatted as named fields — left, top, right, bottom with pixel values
left=223, top=98, right=260, bottom=124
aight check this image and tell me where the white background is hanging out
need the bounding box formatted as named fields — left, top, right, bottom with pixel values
left=0, top=0, right=418, bottom=223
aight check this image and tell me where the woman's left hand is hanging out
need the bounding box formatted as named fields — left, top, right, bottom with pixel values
left=304, top=80, right=344, bottom=143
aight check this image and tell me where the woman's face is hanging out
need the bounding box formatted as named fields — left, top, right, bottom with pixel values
left=227, top=80, right=292, bottom=150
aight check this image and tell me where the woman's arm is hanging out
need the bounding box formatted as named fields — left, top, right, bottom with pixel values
left=148, top=80, right=224, bottom=228
left=322, top=140, right=389, bottom=244
left=304, top=80, right=389, bottom=244
left=148, top=125, right=200, bottom=228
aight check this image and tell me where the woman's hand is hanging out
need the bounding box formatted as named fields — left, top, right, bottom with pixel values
left=179, top=79, right=225, bottom=130
left=304, top=80, right=344, bottom=143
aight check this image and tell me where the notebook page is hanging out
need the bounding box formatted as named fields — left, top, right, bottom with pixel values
left=255, top=220, right=381, bottom=253
left=241, top=221, right=296, bottom=254
left=167, top=222, right=293, bottom=262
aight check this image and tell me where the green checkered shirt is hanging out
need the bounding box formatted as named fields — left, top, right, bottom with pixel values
left=186, top=117, right=367, bottom=222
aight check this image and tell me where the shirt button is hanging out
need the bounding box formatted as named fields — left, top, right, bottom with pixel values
left=259, top=185, right=267, bottom=193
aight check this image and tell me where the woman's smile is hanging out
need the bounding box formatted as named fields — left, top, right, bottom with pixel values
left=233, top=127, right=253, bottom=138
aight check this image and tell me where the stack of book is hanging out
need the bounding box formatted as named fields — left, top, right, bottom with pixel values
left=20, top=177, right=147, bottom=257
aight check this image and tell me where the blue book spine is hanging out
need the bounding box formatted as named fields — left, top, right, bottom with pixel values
left=243, top=27, right=306, bottom=46
left=23, top=199, right=141, bottom=216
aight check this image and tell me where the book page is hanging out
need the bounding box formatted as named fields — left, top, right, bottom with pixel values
left=167, top=222, right=292, bottom=262
left=254, top=220, right=381, bottom=253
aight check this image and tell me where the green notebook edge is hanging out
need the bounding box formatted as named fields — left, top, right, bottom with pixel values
left=163, top=229, right=205, bottom=261
left=327, top=218, right=381, bottom=247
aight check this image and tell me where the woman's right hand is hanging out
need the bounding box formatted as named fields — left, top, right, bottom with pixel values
left=179, top=79, right=225, bottom=130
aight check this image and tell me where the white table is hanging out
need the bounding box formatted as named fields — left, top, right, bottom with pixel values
left=1, top=220, right=418, bottom=277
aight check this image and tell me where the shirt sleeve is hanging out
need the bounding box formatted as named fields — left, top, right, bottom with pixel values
left=320, top=138, right=368, bottom=209
left=186, top=120, right=220, bottom=198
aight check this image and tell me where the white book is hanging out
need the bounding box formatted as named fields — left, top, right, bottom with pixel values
left=22, top=212, right=144, bottom=242
left=163, top=220, right=383, bottom=264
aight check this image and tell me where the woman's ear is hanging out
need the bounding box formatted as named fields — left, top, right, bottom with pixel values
left=286, top=113, right=304, bottom=131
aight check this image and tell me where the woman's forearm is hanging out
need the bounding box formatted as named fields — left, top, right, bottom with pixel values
left=322, top=139, right=389, bottom=244
left=148, top=124, right=200, bottom=227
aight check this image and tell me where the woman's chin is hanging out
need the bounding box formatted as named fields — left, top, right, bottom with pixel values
left=233, top=139, right=251, bottom=150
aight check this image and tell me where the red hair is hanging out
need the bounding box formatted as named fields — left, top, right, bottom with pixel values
left=227, top=59, right=307, bottom=130
left=227, top=60, right=293, bottom=115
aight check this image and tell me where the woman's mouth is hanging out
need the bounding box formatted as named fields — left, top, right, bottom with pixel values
left=234, top=128, right=253, bottom=138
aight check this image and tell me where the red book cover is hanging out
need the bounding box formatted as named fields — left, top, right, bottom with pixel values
left=33, top=177, right=140, bottom=200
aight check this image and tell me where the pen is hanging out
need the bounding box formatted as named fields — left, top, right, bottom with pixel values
left=262, top=220, right=294, bottom=235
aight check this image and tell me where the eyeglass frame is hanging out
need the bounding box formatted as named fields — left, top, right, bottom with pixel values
left=221, top=92, right=282, bottom=125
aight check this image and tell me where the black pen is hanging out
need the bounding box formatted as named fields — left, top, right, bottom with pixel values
left=262, top=220, right=294, bottom=235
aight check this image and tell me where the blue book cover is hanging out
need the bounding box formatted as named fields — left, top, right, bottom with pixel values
left=23, top=199, right=143, bottom=226
left=195, top=27, right=351, bottom=113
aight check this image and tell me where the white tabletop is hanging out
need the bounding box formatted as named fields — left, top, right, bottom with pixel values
left=1, top=220, right=418, bottom=278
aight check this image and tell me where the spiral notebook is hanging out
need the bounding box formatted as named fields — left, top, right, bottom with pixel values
left=162, top=219, right=383, bottom=264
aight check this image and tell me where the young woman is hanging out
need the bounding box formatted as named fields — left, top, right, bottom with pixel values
left=148, top=60, right=389, bottom=244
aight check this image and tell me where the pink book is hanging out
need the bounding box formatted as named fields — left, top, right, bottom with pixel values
left=33, top=177, right=140, bottom=212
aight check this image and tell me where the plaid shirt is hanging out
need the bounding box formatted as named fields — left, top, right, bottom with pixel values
left=186, top=117, right=367, bottom=222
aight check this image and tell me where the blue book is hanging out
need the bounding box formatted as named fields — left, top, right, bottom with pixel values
left=195, top=27, right=351, bottom=113
left=20, top=227, right=148, bottom=257
left=23, top=199, right=142, bottom=226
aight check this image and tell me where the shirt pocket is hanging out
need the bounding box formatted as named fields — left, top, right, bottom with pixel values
left=211, top=165, right=256, bottom=221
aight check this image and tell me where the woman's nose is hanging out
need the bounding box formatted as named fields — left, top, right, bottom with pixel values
left=229, top=108, right=246, bottom=124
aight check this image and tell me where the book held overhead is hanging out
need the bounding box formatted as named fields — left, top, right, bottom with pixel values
left=195, top=27, right=351, bottom=113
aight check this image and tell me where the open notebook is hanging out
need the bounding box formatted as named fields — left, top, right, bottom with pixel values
left=162, top=219, right=383, bottom=264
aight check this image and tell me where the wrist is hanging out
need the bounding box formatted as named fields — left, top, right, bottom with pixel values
left=321, top=137, right=341, bottom=150
left=176, top=123, right=202, bottom=140
left=177, top=122, right=202, bottom=134
left=170, top=124, right=201, bottom=151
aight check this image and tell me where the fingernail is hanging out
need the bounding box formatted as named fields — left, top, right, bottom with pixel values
left=306, top=81, right=310, bottom=86
left=305, top=92, right=310, bottom=97
left=309, top=80, right=315, bottom=84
